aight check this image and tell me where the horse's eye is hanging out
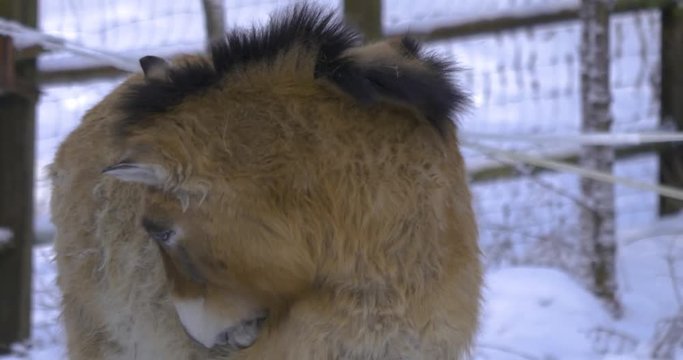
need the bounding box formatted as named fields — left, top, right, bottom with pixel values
left=151, top=230, right=175, bottom=243
left=142, top=218, right=175, bottom=244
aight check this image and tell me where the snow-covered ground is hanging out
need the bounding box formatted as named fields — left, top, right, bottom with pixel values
left=3, top=215, right=682, bottom=359
left=478, top=216, right=683, bottom=359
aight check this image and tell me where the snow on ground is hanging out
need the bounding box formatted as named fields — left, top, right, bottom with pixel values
left=477, top=267, right=610, bottom=359
left=476, top=215, right=683, bottom=359
left=2, top=215, right=682, bottom=359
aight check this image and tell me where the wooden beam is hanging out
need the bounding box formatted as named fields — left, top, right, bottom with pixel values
left=37, top=65, right=127, bottom=84
left=0, top=36, right=38, bottom=99
left=0, top=0, right=36, bottom=353
left=16, top=44, right=45, bottom=61
left=659, top=3, right=683, bottom=214
left=414, top=9, right=577, bottom=41
left=388, top=0, right=674, bottom=41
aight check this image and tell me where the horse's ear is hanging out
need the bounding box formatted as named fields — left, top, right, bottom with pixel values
left=139, top=56, right=170, bottom=81
left=102, top=161, right=169, bottom=187
left=316, top=37, right=468, bottom=135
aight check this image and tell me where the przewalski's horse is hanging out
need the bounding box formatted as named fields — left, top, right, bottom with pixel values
left=51, top=5, right=481, bottom=359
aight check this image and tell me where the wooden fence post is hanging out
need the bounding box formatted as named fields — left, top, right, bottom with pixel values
left=0, top=0, right=38, bottom=353
left=200, top=0, right=226, bottom=50
left=659, top=3, right=683, bottom=215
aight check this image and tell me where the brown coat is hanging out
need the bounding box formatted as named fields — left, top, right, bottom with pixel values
left=51, top=5, right=481, bottom=359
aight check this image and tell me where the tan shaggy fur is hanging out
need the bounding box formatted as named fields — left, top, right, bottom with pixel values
left=51, top=7, right=482, bottom=360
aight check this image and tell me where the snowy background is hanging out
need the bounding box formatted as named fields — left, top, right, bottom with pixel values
left=3, top=0, right=682, bottom=359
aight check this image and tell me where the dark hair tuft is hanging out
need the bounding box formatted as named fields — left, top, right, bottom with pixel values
left=115, top=4, right=468, bottom=137
left=117, top=4, right=360, bottom=134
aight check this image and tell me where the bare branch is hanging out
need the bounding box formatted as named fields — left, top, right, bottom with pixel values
left=652, top=311, right=683, bottom=359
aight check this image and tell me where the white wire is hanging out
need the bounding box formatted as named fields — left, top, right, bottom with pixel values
left=463, top=140, right=683, bottom=202
left=0, top=17, right=139, bottom=72
left=461, top=131, right=683, bottom=146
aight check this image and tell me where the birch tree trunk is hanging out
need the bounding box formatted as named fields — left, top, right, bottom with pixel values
left=201, top=0, right=226, bottom=50
left=579, top=0, right=621, bottom=317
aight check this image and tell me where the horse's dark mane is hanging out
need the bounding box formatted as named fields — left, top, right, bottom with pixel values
left=117, top=4, right=358, bottom=133
left=116, top=4, right=467, bottom=136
